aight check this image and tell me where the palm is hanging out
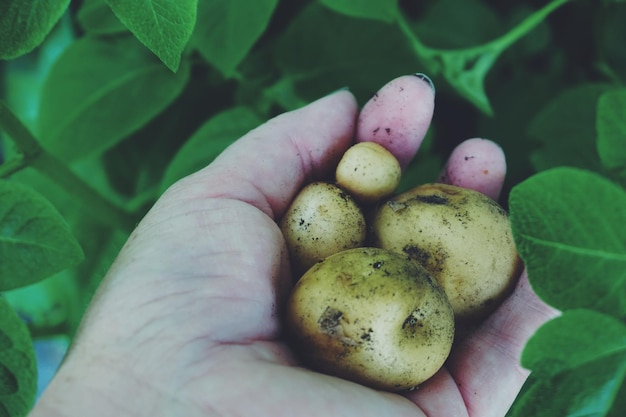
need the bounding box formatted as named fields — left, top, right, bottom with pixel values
left=113, top=197, right=434, bottom=416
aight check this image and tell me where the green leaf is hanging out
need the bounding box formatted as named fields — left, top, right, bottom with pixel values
left=274, top=3, right=420, bottom=104
left=597, top=89, right=626, bottom=173
left=597, top=4, right=626, bottom=72
left=413, top=0, right=502, bottom=49
left=0, top=181, right=84, bottom=291
left=0, top=0, right=71, bottom=59
left=529, top=84, right=611, bottom=173
left=509, top=167, right=626, bottom=318
left=3, top=271, right=76, bottom=332
left=77, top=0, right=128, bottom=35
left=191, top=0, right=278, bottom=77
left=38, top=35, right=191, bottom=162
left=523, top=310, right=626, bottom=377
left=0, top=298, right=37, bottom=417
left=104, top=0, right=198, bottom=72
left=508, top=310, right=626, bottom=417
left=318, top=0, right=399, bottom=23
left=160, top=107, right=263, bottom=192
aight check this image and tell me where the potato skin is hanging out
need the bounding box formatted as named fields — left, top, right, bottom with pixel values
left=372, top=183, right=522, bottom=323
left=335, top=142, right=401, bottom=203
left=280, top=182, right=366, bottom=276
left=286, top=247, right=454, bottom=391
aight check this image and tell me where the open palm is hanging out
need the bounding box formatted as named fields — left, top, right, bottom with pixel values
left=31, top=77, right=556, bottom=417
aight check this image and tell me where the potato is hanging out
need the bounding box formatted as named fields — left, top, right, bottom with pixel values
left=286, top=247, right=455, bottom=391
left=372, top=183, right=522, bottom=322
left=280, top=182, right=366, bottom=276
left=335, top=142, right=401, bottom=203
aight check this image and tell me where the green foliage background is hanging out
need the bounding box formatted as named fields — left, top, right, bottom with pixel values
left=1, top=0, right=625, bottom=416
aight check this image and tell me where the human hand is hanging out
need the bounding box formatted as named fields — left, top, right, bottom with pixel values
left=30, top=75, right=557, bottom=417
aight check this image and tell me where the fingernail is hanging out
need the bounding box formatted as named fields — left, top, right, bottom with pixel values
left=414, top=73, right=435, bottom=94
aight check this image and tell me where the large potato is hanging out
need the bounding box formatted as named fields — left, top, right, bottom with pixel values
left=372, top=183, right=522, bottom=322
left=286, top=247, right=454, bottom=391
left=280, top=182, right=366, bottom=276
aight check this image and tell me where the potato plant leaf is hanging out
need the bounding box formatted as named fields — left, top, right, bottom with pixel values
left=509, top=167, right=626, bottom=319
left=412, top=0, right=502, bottom=49
left=0, top=181, right=84, bottom=291
left=38, top=35, right=190, bottom=162
left=0, top=298, right=37, bottom=417
left=507, top=310, right=626, bottom=417
left=0, top=0, right=71, bottom=59
left=191, top=0, right=278, bottom=77
left=274, top=3, right=420, bottom=103
left=528, top=83, right=610, bottom=173
left=104, top=0, right=198, bottom=72
left=318, top=0, right=399, bottom=22
left=597, top=89, right=626, bottom=178
left=160, top=107, right=262, bottom=192
left=77, top=0, right=128, bottom=35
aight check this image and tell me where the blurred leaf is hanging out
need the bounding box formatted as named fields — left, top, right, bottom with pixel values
left=0, top=298, right=37, bottom=417
left=102, top=69, right=229, bottom=205
left=77, top=0, right=128, bottom=35
left=3, top=271, right=77, bottom=332
left=597, top=3, right=626, bottom=73
left=597, top=89, right=626, bottom=176
left=413, top=0, right=502, bottom=48
left=160, top=106, right=262, bottom=191
left=509, top=167, right=626, bottom=319
left=529, top=83, right=611, bottom=173
left=0, top=0, right=71, bottom=59
left=191, top=0, right=278, bottom=77
left=0, top=181, right=84, bottom=291
left=507, top=310, right=626, bottom=417
left=606, top=381, right=626, bottom=417
left=38, top=35, right=190, bottom=162
left=318, top=0, right=399, bottom=23
left=274, top=3, right=420, bottom=104
left=104, top=0, right=198, bottom=72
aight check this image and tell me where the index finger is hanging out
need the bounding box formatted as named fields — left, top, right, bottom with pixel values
left=168, top=90, right=358, bottom=220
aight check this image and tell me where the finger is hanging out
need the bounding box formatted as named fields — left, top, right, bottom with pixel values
left=446, top=270, right=559, bottom=417
left=437, top=138, right=506, bottom=200
left=168, top=90, right=358, bottom=220
left=356, top=74, right=435, bottom=168
left=404, top=368, right=470, bottom=417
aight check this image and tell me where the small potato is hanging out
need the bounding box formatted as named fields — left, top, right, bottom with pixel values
left=286, top=247, right=454, bottom=391
left=280, top=182, right=366, bottom=276
left=372, top=183, right=523, bottom=323
left=336, top=142, right=401, bottom=203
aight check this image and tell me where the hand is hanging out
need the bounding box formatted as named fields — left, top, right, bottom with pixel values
left=30, top=75, right=557, bottom=417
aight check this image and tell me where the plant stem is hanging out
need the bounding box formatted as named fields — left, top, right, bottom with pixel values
left=396, top=0, right=572, bottom=72
left=467, top=0, right=571, bottom=56
left=0, top=100, right=136, bottom=231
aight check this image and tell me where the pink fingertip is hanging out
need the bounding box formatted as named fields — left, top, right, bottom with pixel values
left=356, top=74, right=435, bottom=168
left=437, top=138, right=506, bottom=200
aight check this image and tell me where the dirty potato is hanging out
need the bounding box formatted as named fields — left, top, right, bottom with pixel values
left=280, top=182, right=366, bottom=276
left=372, top=183, right=522, bottom=322
left=286, top=247, right=455, bottom=391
